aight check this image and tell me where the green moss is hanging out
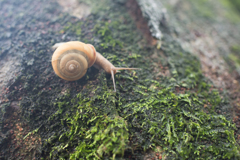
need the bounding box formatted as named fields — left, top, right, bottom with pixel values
left=179, top=0, right=240, bottom=23
left=228, top=0, right=240, bottom=12
left=219, top=0, right=240, bottom=23
left=47, top=76, right=239, bottom=159
left=181, top=0, right=215, bottom=20
left=93, top=22, right=123, bottom=49
left=224, top=45, right=240, bottom=73
left=77, top=0, right=112, bottom=15
left=69, top=112, right=129, bottom=159
left=23, top=127, right=40, bottom=140
left=229, top=54, right=240, bottom=66
left=122, top=82, right=238, bottom=159
left=61, top=22, right=83, bottom=36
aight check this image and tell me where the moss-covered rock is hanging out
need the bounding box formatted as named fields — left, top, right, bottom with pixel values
left=0, top=0, right=240, bottom=159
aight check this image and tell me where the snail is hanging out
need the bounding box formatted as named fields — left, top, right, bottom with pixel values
left=51, top=41, right=139, bottom=92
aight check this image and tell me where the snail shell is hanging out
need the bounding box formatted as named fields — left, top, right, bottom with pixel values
left=51, top=41, right=97, bottom=81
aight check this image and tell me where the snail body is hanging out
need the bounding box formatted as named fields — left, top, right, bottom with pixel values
left=51, top=41, right=139, bottom=91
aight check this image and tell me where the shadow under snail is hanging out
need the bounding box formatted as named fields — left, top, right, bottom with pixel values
left=51, top=41, right=140, bottom=92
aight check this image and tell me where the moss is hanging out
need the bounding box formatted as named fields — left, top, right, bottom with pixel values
left=122, top=82, right=238, bottom=159
left=187, top=0, right=215, bottom=20
left=229, top=54, right=240, bottom=66
left=68, top=109, right=129, bottom=159
left=228, top=0, right=240, bottom=12
left=47, top=76, right=239, bottom=159
left=219, top=0, right=240, bottom=23
left=61, top=22, right=83, bottom=36
left=77, top=0, right=112, bottom=15
left=169, top=0, right=240, bottom=23
left=93, top=22, right=123, bottom=49
left=223, top=45, right=240, bottom=73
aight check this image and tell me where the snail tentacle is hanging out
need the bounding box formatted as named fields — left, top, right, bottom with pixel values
left=111, top=69, right=116, bottom=92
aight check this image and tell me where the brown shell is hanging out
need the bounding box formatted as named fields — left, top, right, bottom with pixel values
left=51, top=41, right=97, bottom=81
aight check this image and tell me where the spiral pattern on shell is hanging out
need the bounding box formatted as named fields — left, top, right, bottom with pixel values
left=51, top=41, right=97, bottom=81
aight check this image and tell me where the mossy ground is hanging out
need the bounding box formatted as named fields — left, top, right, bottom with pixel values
left=225, top=45, right=240, bottom=74
left=167, top=0, right=240, bottom=23
left=0, top=0, right=240, bottom=159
